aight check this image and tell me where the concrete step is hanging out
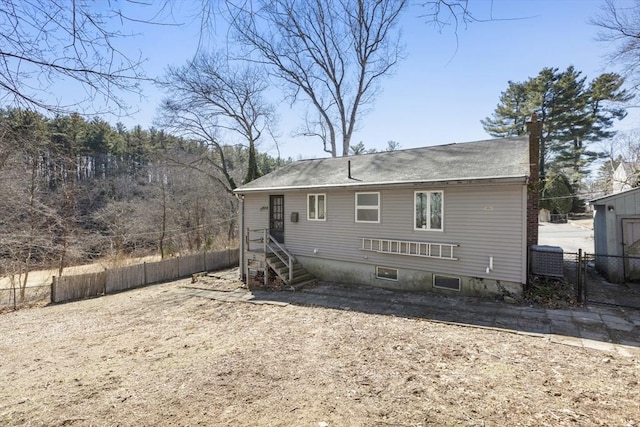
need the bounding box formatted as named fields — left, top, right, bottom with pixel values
left=291, top=272, right=314, bottom=284
left=285, top=278, right=318, bottom=291
left=264, top=251, right=316, bottom=288
left=275, top=265, right=305, bottom=275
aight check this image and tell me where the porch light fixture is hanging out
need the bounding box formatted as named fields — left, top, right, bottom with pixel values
left=607, top=205, right=615, bottom=212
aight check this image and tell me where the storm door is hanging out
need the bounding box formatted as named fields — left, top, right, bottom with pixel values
left=269, top=195, right=285, bottom=243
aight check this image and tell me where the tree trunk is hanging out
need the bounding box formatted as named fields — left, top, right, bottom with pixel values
left=159, top=180, right=167, bottom=259
left=244, top=140, right=261, bottom=183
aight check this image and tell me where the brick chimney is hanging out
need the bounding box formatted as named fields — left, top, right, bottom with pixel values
left=526, top=112, right=541, bottom=249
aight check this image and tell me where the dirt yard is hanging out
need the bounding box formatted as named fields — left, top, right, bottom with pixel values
left=1, top=270, right=639, bottom=426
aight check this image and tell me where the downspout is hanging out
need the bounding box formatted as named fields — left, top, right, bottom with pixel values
left=236, top=193, right=245, bottom=282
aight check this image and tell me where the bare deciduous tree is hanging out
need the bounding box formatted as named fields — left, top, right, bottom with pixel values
left=419, top=0, right=479, bottom=31
left=0, top=110, right=62, bottom=300
left=157, top=52, right=274, bottom=191
left=0, top=0, right=167, bottom=116
left=225, top=0, right=406, bottom=157
left=592, top=0, right=640, bottom=90
left=594, top=129, right=640, bottom=193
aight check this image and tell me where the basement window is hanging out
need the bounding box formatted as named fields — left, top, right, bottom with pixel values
left=433, top=274, right=461, bottom=291
left=376, top=266, right=398, bottom=281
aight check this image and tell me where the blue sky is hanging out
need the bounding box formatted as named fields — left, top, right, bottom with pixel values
left=116, top=0, right=637, bottom=161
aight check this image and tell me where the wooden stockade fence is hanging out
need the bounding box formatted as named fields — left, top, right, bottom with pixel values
left=52, top=271, right=107, bottom=303
left=52, top=248, right=239, bottom=304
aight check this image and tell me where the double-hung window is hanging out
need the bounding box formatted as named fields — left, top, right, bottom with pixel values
left=307, top=194, right=326, bottom=221
left=355, top=192, right=380, bottom=223
left=414, top=190, right=443, bottom=231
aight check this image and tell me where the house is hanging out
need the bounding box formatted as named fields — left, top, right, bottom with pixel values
left=234, top=122, right=541, bottom=299
left=612, top=162, right=639, bottom=194
left=591, top=187, right=640, bottom=282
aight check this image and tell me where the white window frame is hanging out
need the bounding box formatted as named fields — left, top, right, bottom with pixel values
left=307, top=193, right=326, bottom=221
left=376, top=266, right=398, bottom=281
left=414, top=190, right=443, bottom=231
left=355, top=192, right=380, bottom=223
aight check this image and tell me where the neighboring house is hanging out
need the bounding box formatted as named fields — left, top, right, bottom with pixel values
left=612, top=162, right=639, bottom=194
left=591, top=187, right=640, bottom=282
left=234, top=131, right=540, bottom=299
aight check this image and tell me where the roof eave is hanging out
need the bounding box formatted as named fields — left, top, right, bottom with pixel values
left=590, top=186, right=640, bottom=204
left=234, top=175, right=528, bottom=194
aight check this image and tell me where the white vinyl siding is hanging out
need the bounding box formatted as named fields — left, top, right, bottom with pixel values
left=308, top=193, right=326, bottom=221
left=355, top=192, right=380, bottom=223
left=268, top=184, right=525, bottom=284
left=415, top=190, right=443, bottom=231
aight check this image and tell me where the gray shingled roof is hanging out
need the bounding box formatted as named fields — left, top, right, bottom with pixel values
left=235, top=136, right=530, bottom=193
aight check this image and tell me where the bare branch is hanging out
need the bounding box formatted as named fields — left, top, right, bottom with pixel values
left=225, top=0, right=406, bottom=157
left=592, top=0, right=640, bottom=91
left=0, top=0, right=182, bottom=117
left=157, top=51, right=275, bottom=187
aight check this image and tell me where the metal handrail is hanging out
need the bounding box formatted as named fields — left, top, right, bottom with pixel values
left=247, top=228, right=294, bottom=283
left=265, top=233, right=294, bottom=283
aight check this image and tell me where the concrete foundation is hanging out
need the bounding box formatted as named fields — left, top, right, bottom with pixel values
left=298, top=255, right=523, bottom=299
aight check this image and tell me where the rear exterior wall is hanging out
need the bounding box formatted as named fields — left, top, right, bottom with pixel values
left=241, top=182, right=527, bottom=295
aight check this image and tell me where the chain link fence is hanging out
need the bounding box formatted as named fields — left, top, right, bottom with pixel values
left=581, top=253, right=640, bottom=309
left=530, top=247, right=640, bottom=310
left=0, top=285, right=51, bottom=310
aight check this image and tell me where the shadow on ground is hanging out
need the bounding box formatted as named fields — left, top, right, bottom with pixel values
left=181, top=275, right=640, bottom=356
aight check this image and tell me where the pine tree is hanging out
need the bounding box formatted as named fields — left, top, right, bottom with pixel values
left=540, top=172, right=574, bottom=215
left=481, top=81, right=530, bottom=137
left=548, top=66, right=592, bottom=183
left=482, top=66, right=631, bottom=182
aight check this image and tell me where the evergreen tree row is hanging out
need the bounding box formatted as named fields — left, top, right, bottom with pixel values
left=0, top=108, right=287, bottom=281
